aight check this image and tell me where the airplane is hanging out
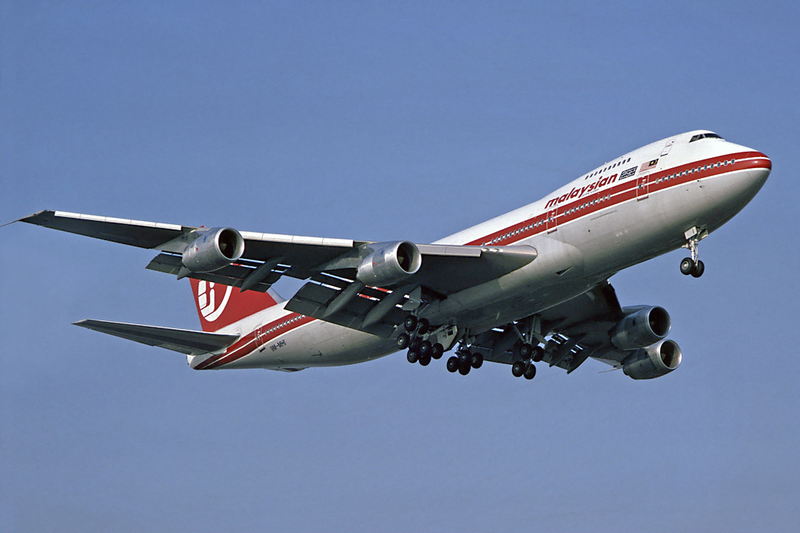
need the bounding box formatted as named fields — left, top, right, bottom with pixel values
left=17, top=129, right=771, bottom=381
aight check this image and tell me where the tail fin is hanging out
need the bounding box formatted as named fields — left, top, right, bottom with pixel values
left=189, top=279, right=283, bottom=332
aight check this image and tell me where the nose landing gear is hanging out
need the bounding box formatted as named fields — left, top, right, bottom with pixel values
left=680, top=227, right=707, bottom=278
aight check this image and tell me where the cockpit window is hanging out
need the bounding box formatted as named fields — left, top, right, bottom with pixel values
left=689, top=133, right=724, bottom=143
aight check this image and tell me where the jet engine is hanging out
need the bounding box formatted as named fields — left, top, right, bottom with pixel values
left=610, top=306, right=671, bottom=351
left=181, top=227, right=245, bottom=273
left=622, top=339, right=682, bottom=380
left=356, top=241, right=422, bottom=287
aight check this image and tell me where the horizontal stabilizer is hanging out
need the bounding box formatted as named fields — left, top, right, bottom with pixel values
left=74, top=319, right=239, bottom=355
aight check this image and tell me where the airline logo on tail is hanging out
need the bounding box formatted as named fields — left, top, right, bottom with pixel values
left=189, top=278, right=281, bottom=332
left=197, top=281, right=232, bottom=322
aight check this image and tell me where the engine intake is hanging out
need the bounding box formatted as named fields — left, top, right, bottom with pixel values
left=623, top=339, right=682, bottom=380
left=182, top=227, right=245, bottom=273
left=356, top=241, right=422, bottom=287
left=611, top=306, right=671, bottom=351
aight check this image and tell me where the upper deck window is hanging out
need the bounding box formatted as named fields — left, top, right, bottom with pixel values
left=689, top=133, right=724, bottom=143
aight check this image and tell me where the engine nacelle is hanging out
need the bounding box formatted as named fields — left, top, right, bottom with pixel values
left=610, top=306, right=671, bottom=351
left=181, top=227, right=245, bottom=273
left=623, top=339, right=682, bottom=380
left=356, top=241, right=422, bottom=287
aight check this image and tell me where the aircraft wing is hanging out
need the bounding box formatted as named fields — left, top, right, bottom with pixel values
left=20, top=210, right=538, bottom=337
left=20, top=210, right=365, bottom=282
left=472, top=281, right=632, bottom=373
left=74, top=319, right=240, bottom=356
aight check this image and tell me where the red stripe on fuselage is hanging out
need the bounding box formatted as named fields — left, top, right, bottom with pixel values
left=466, top=151, right=770, bottom=247
left=194, top=312, right=316, bottom=370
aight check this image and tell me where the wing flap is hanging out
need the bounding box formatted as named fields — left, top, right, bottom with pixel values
left=285, top=276, right=408, bottom=338
left=145, top=252, right=291, bottom=292
left=74, top=319, right=239, bottom=355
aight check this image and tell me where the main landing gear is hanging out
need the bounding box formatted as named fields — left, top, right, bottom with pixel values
left=396, top=316, right=444, bottom=367
left=510, top=342, right=543, bottom=380
left=397, top=313, right=546, bottom=381
left=680, top=227, right=707, bottom=278
left=445, top=346, right=483, bottom=376
left=507, top=316, right=545, bottom=380
left=398, top=315, right=483, bottom=375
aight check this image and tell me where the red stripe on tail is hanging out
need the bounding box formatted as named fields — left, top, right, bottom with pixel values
left=189, top=279, right=279, bottom=332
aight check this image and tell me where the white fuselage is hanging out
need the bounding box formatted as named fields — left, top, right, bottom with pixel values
left=188, top=131, right=771, bottom=371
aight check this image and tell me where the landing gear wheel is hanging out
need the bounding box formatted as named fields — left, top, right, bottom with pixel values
left=418, top=340, right=432, bottom=357
left=404, top=315, right=418, bottom=332
left=417, top=318, right=430, bottom=335
left=458, top=350, right=472, bottom=365
left=691, top=260, right=705, bottom=278
left=519, top=343, right=533, bottom=359
left=512, top=360, right=525, bottom=378
left=458, top=362, right=471, bottom=375
left=680, top=257, right=695, bottom=276
left=431, top=343, right=444, bottom=360
left=407, top=350, right=419, bottom=364
left=418, top=353, right=431, bottom=366
left=523, top=363, right=537, bottom=380
left=471, top=352, right=484, bottom=369
left=396, top=333, right=410, bottom=350
left=446, top=356, right=460, bottom=373
left=532, top=345, right=544, bottom=363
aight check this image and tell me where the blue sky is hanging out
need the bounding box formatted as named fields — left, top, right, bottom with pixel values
left=2, top=1, right=799, bottom=531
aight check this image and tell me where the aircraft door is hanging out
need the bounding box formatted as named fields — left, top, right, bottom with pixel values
left=547, top=208, right=559, bottom=232
left=636, top=175, right=649, bottom=200
left=661, top=138, right=676, bottom=157
left=256, top=325, right=268, bottom=350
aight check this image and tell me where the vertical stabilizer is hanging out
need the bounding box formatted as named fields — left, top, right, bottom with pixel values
left=189, top=279, right=283, bottom=332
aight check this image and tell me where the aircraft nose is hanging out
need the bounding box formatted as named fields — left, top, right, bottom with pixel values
left=724, top=147, right=771, bottom=203
left=746, top=150, right=771, bottom=187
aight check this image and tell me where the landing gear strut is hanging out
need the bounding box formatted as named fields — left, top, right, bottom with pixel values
left=507, top=316, right=545, bottom=381
left=680, top=227, right=706, bottom=278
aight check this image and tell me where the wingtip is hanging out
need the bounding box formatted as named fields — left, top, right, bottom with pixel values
left=18, top=210, right=56, bottom=225
left=1, top=210, right=53, bottom=228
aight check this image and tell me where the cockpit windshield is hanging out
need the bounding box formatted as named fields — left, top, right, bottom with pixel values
left=689, top=132, right=724, bottom=143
